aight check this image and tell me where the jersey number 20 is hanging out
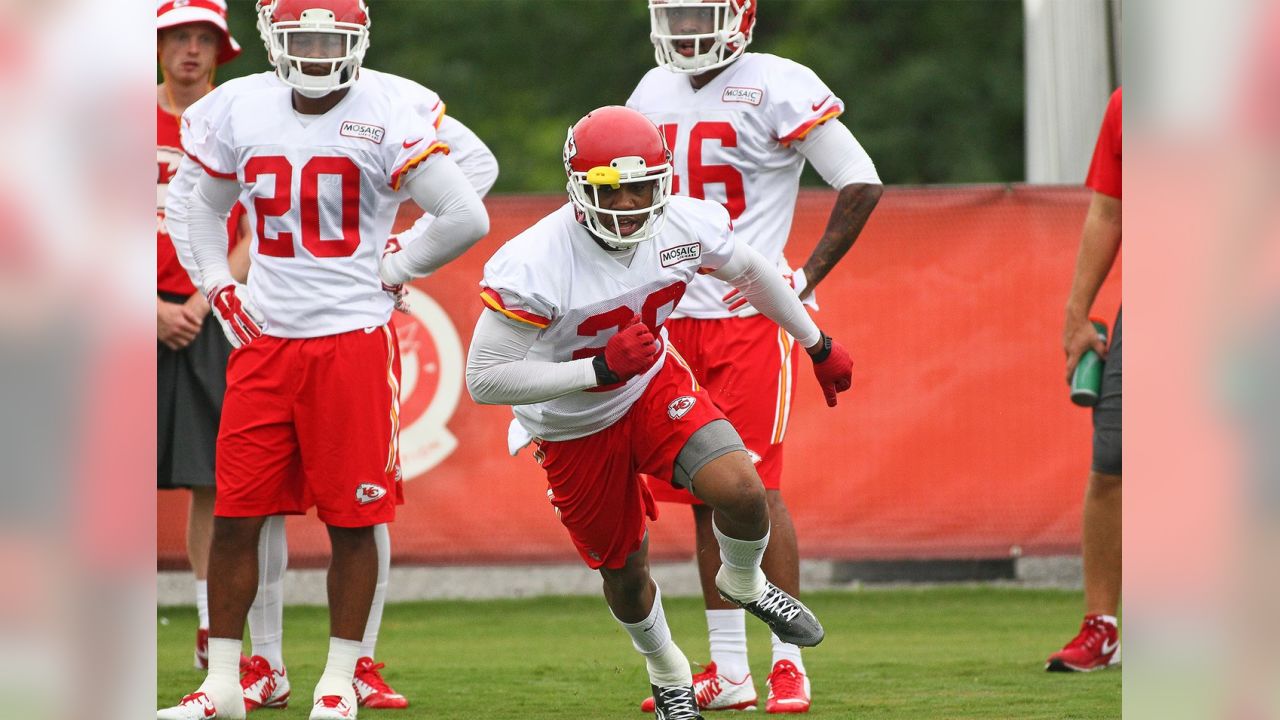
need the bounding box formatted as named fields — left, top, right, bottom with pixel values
left=245, top=155, right=362, bottom=259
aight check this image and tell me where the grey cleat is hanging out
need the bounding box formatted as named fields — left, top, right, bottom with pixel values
left=717, top=579, right=825, bottom=647
left=651, top=684, right=704, bottom=720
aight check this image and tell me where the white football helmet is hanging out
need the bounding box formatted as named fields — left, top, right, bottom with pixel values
left=649, top=0, right=757, bottom=74
left=267, top=0, right=370, bottom=98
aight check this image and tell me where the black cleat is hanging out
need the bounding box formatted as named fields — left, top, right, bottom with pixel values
left=651, top=684, right=703, bottom=720
left=717, top=579, right=825, bottom=647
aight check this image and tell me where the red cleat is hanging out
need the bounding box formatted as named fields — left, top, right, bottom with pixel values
left=1046, top=614, right=1121, bottom=672
left=353, top=657, right=409, bottom=709
left=765, top=660, right=810, bottom=714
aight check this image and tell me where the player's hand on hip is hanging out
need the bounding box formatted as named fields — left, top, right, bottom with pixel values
left=806, top=332, right=852, bottom=407
left=158, top=299, right=202, bottom=351
left=206, top=282, right=264, bottom=349
left=722, top=268, right=808, bottom=312
left=596, top=314, right=661, bottom=385
left=379, top=236, right=413, bottom=313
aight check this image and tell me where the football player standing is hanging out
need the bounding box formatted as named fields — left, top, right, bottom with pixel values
left=164, top=1, right=500, bottom=711
left=627, top=1, right=883, bottom=713
left=155, top=0, right=251, bottom=680
left=157, top=1, right=489, bottom=718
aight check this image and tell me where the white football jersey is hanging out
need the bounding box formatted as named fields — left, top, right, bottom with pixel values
left=628, top=52, right=860, bottom=319
left=181, top=69, right=450, bottom=338
left=480, top=196, right=735, bottom=441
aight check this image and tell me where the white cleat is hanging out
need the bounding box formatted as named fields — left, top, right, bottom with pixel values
left=159, top=688, right=245, bottom=720
left=309, top=695, right=356, bottom=719
left=241, top=656, right=290, bottom=710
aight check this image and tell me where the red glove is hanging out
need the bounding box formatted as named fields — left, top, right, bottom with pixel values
left=207, top=283, right=264, bottom=349
left=597, top=314, right=660, bottom=384
left=808, top=333, right=852, bottom=407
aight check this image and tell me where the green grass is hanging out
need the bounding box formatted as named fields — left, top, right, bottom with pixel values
left=158, top=587, right=1120, bottom=719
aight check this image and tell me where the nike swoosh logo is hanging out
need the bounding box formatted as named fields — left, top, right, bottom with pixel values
left=403, top=137, right=422, bottom=148
left=811, top=95, right=831, bottom=112
left=1101, top=638, right=1119, bottom=655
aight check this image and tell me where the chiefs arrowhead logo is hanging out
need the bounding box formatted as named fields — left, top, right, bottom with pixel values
left=667, top=395, right=696, bottom=420
left=393, top=286, right=464, bottom=482
left=356, top=483, right=388, bottom=505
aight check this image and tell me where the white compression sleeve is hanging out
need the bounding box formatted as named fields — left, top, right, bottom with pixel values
left=248, top=515, right=287, bottom=670
left=164, top=156, right=206, bottom=290
left=188, top=171, right=242, bottom=294
left=795, top=119, right=882, bottom=189
left=465, top=310, right=598, bottom=405
left=360, top=523, right=391, bottom=658
left=710, top=243, right=822, bottom=348
left=392, top=116, right=500, bottom=250
left=437, top=115, right=499, bottom=197
left=380, top=156, right=489, bottom=285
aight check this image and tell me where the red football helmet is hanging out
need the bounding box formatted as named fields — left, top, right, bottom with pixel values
left=649, top=0, right=756, bottom=74
left=268, top=0, right=370, bottom=97
left=563, top=106, right=673, bottom=249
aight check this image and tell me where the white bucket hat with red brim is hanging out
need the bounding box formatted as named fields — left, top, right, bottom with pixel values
left=157, top=0, right=242, bottom=65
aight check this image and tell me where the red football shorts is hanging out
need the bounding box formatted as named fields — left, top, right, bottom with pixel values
left=535, top=349, right=728, bottom=570
left=215, top=323, right=403, bottom=528
left=647, top=315, right=799, bottom=505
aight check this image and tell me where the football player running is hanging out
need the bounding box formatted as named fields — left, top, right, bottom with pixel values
left=163, top=1, right=500, bottom=712
left=157, top=1, right=489, bottom=718
left=629, top=0, right=883, bottom=712
left=465, top=106, right=853, bottom=720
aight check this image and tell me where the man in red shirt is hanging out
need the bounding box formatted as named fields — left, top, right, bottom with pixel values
left=155, top=0, right=250, bottom=673
left=1047, top=86, right=1122, bottom=673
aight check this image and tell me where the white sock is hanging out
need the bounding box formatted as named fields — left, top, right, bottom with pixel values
left=614, top=586, right=693, bottom=687
left=706, top=609, right=750, bottom=680
left=248, top=515, right=287, bottom=669
left=195, top=579, right=209, bottom=629
left=770, top=633, right=804, bottom=670
left=314, top=637, right=362, bottom=703
left=1096, top=614, right=1118, bottom=627
left=206, top=637, right=242, bottom=684
left=646, top=642, right=694, bottom=688
left=360, top=523, right=391, bottom=659
left=198, top=637, right=244, bottom=711
left=712, top=518, right=769, bottom=602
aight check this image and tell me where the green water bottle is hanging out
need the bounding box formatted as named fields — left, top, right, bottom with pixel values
left=1070, top=319, right=1109, bottom=407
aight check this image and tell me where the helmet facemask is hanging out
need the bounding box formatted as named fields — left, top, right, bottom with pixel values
left=269, top=8, right=369, bottom=97
left=649, top=0, right=752, bottom=74
left=565, top=145, right=673, bottom=250
left=257, top=0, right=276, bottom=63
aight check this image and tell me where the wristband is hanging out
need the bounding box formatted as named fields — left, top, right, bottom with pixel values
left=592, top=354, right=620, bottom=386
left=808, top=333, right=832, bottom=363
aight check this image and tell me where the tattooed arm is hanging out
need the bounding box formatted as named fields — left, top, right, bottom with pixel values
left=794, top=119, right=883, bottom=299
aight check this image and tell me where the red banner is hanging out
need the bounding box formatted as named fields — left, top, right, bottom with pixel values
left=157, top=186, right=1120, bottom=567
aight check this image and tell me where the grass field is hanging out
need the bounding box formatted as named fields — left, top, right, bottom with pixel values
left=158, top=587, right=1120, bottom=719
